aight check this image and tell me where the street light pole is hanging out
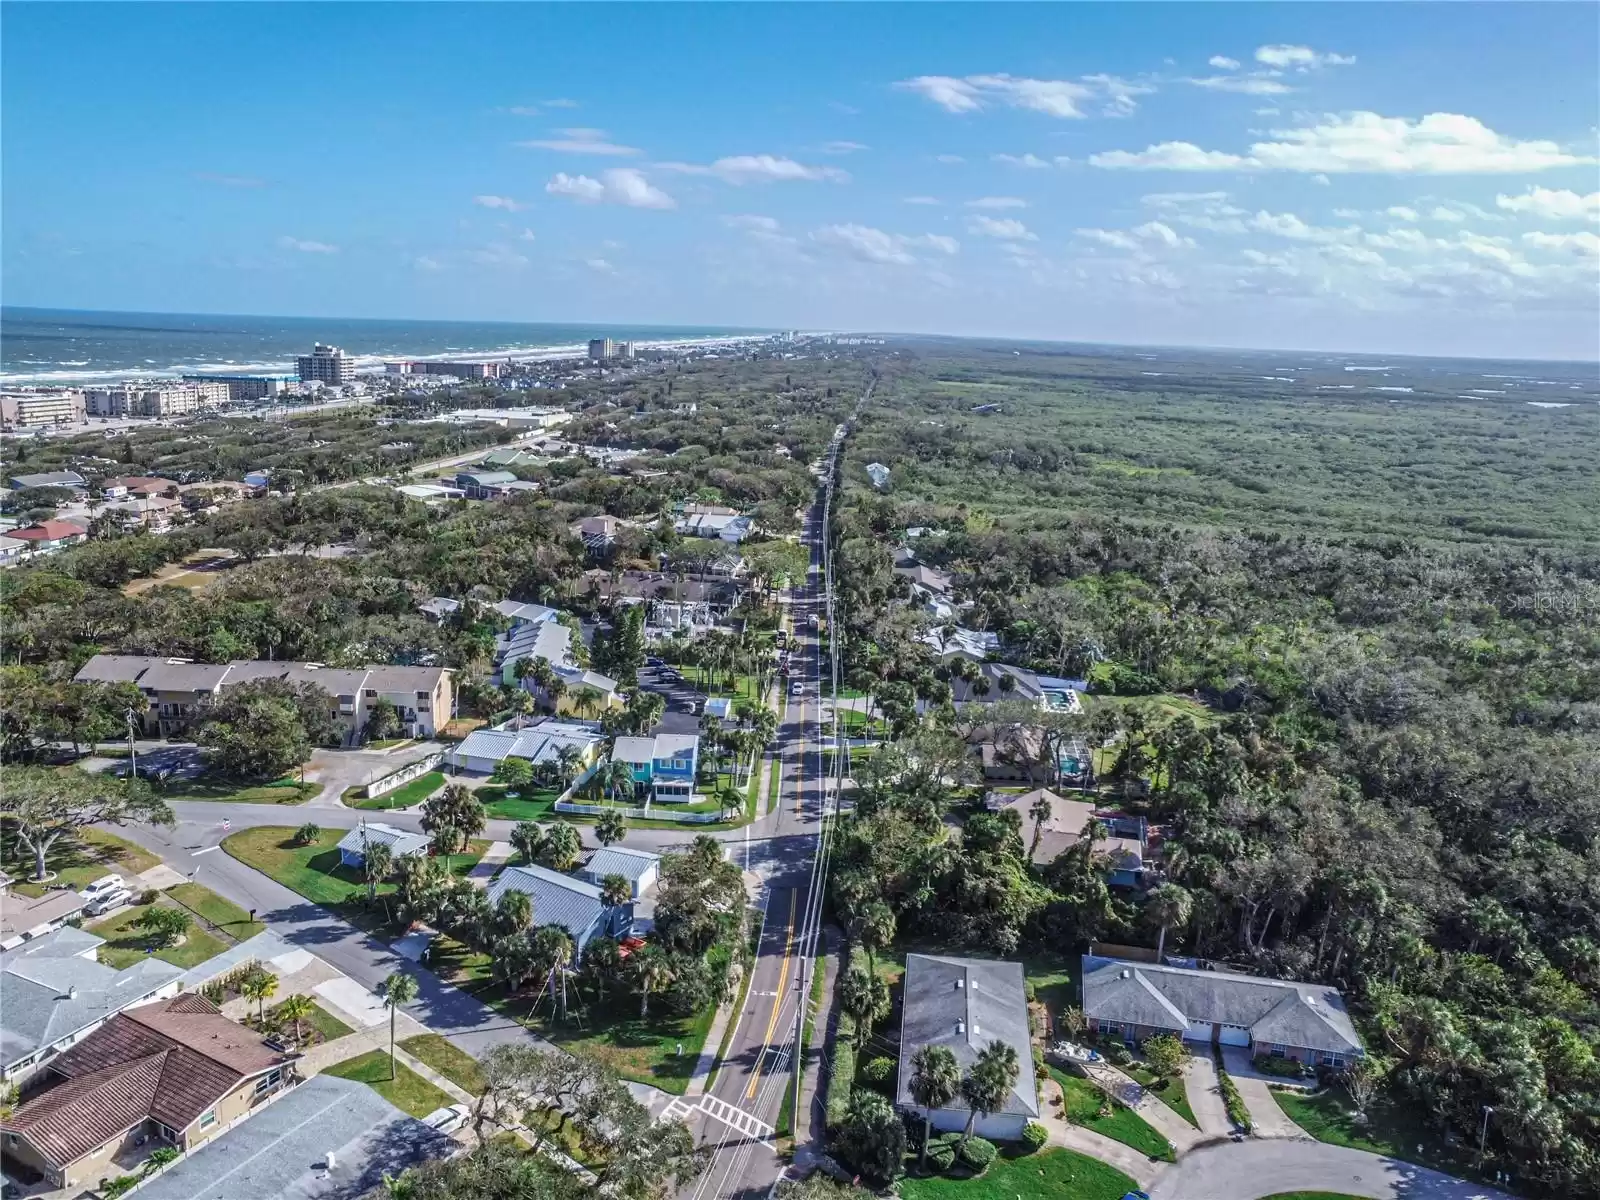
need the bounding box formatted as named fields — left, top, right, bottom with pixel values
left=125, top=708, right=139, bottom=779
left=1477, top=1104, right=1494, bottom=1168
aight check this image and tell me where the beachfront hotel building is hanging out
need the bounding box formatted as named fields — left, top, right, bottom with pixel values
left=296, top=343, right=355, bottom=385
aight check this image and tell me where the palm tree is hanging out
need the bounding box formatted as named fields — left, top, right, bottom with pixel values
left=959, top=1040, right=1020, bottom=1147
left=573, top=686, right=605, bottom=720
left=1146, top=881, right=1192, bottom=963
left=497, top=888, right=534, bottom=935
left=596, top=809, right=627, bottom=847
left=278, top=993, right=314, bottom=1044
left=556, top=743, right=584, bottom=787
left=599, top=873, right=632, bottom=908
left=545, top=675, right=568, bottom=714
left=840, top=967, right=890, bottom=1039
left=602, top=758, right=637, bottom=804
left=362, top=838, right=395, bottom=904
left=908, top=1044, right=961, bottom=1170
left=1027, top=791, right=1054, bottom=862
left=242, top=969, right=278, bottom=1024
left=510, top=821, right=545, bottom=865
left=428, top=824, right=460, bottom=863
left=542, top=822, right=582, bottom=871
left=630, top=943, right=673, bottom=1018
left=380, top=971, right=419, bottom=1081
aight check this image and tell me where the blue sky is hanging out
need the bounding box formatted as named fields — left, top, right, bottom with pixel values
left=4, top=2, right=1597, bottom=359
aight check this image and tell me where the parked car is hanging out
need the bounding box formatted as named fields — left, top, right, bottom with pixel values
left=79, top=876, right=125, bottom=904
left=423, top=1104, right=471, bottom=1134
left=84, top=887, right=132, bottom=916
left=645, top=656, right=664, bottom=666
left=790, top=680, right=805, bottom=696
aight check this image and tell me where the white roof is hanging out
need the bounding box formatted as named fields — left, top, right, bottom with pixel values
left=583, top=846, right=661, bottom=882
left=336, top=823, right=429, bottom=856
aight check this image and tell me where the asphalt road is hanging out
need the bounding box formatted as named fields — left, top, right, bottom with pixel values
left=1146, top=1139, right=1518, bottom=1200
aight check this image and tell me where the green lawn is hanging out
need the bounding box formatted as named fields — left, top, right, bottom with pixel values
left=0, top=824, right=159, bottom=897
left=166, top=881, right=266, bottom=941
left=1120, top=1061, right=1197, bottom=1128
left=322, top=1049, right=454, bottom=1118
left=401, top=1034, right=486, bottom=1094
left=476, top=984, right=716, bottom=1094
left=355, top=771, right=446, bottom=812
left=157, top=775, right=318, bottom=804
left=220, top=827, right=488, bottom=932
left=89, top=902, right=230, bottom=969
left=766, top=756, right=783, bottom=814
left=1272, top=1089, right=1502, bottom=1188
left=480, top=787, right=561, bottom=821
left=1049, top=1067, right=1175, bottom=1162
left=898, top=1147, right=1136, bottom=1200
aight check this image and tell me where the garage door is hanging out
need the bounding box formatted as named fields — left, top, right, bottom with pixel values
left=1219, top=1024, right=1250, bottom=1046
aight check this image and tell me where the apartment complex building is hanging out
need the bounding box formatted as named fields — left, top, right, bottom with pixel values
left=386, top=359, right=504, bottom=379
left=84, top=381, right=229, bottom=418
left=182, top=373, right=293, bottom=402
left=0, top=388, right=87, bottom=428
left=295, top=342, right=355, bottom=385
left=73, top=654, right=453, bottom=744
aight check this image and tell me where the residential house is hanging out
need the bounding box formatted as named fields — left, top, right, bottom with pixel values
left=949, top=664, right=1085, bottom=716
left=920, top=626, right=1002, bottom=662
left=494, top=598, right=561, bottom=627
left=984, top=789, right=1146, bottom=883
left=8, top=470, right=86, bottom=491
left=496, top=618, right=621, bottom=712
left=128, top=1073, right=456, bottom=1200
left=336, top=822, right=431, bottom=869
left=894, top=954, right=1039, bottom=1142
left=965, top=725, right=1091, bottom=787
left=0, top=994, right=297, bottom=1190
left=674, top=503, right=753, bottom=544
left=581, top=570, right=743, bottom=622
left=6, top=519, right=89, bottom=555
left=1081, top=955, right=1364, bottom=1069
left=0, top=534, right=31, bottom=567
left=72, top=655, right=454, bottom=743
left=608, top=733, right=700, bottom=803
left=578, top=846, right=661, bottom=899
left=1, top=927, right=186, bottom=1084
left=0, top=873, right=89, bottom=950
left=418, top=596, right=463, bottom=621
left=486, top=865, right=633, bottom=957
left=101, top=476, right=179, bottom=499
left=571, top=514, right=625, bottom=551
left=105, top=494, right=184, bottom=532
left=448, top=719, right=605, bottom=777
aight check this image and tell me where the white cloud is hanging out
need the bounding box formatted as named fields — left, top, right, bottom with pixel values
left=1254, top=107, right=1281, bottom=116
left=470, top=244, right=529, bottom=268
left=1091, top=111, right=1597, bottom=174
left=822, top=140, right=869, bottom=154
left=584, top=257, right=617, bottom=274
left=1386, top=206, right=1419, bottom=221
left=723, top=214, right=782, bottom=232
left=1076, top=228, right=1140, bottom=250
left=809, top=223, right=958, bottom=266
left=545, top=168, right=675, bottom=209
left=518, top=228, right=537, bottom=242
left=1091, top=142, right=1248, bottom=170
left=413, top=255, right=442, bottom=271
left=1428, top=206, right=1468, bottom=223
left=1311, top=174, right=1330, bottom=185
left=545, top=98, right=579, bottom=109
left=656, top=155, right=848, bottom=184
left=895, top=72, right=1152, bottom=119
left=1255, top=44, right=1356, bottom=70
left=506, top=106, right=542, bottom=117
left=1496, top=186, right=1600, bottom=222
left=1209, top=55, right=1241, bottom=70
left=903, top=196, right=942, bottom=205
left=1075, top=221, right=1193, bottom=250
left=992, top=153, right=1059, bottom=169
left=473, top=194, right=525, bottom=211
left=278, top=236, right=338, bottom=253
left=934, top=154, right=965, bottom=166
left=967, top=215, right=1037, bottom=240
left=1523, top=230, right=1600, bottom=256
left=519, top=128, right=640, bottom=156
left=966, top=196, right=1028, bottom=209
left=1186, top=75, right=1292, bottom=95
left=1133, top=220, right=1193, bottom=247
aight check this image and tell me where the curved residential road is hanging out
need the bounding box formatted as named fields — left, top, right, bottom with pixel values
left=1147, top=1140, right=1517, bottom=1200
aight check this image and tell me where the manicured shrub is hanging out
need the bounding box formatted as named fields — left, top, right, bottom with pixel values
left=1252, top=1053, right=1311, bottom=1079
left=861, top=1056, right=895, bottom=1088
left=926, top=1132, right=960, bottom=1172
left=957, top=1136, right=997, bottom=1173
left=1021, top=1121, right=1049, bottom=1151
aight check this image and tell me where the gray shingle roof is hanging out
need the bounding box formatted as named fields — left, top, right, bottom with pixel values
left=1081, top=955, right=1362, bottom=1054
left=895, top=954, right=1038, bottom=1119
left=72, top=654, right=159, bottom=684
left=486, top=865, right=608, bottom=946
left=1, top=928, right=185, bottom=1071
left=335, top=823, right=430, bottom=858
left=128, top=1074, right=455, bottom=1200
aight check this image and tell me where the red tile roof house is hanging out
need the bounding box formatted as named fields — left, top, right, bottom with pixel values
left=6, top=519, right=88, bottom=554
left=0, top=994, right=298, bottom=1191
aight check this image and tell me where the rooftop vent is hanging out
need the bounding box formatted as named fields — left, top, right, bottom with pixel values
left=68, top=985, right=78, bottom=1001
left=954, top=979, right=964, bottom=990
left=955, top=1021, right=966, bottom=1035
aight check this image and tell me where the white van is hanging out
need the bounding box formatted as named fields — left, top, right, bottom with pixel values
left=79, top=876, right=125, bottom=903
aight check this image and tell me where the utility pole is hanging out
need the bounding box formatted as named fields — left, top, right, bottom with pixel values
left=125, top=708, right=139, bottom=779
left=1477, top=1104, right=1494, bottom=1168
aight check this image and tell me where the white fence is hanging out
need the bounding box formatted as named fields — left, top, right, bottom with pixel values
left=553, top=800, right=725, bottom=824
left=364, top=751, right=445, bottom=799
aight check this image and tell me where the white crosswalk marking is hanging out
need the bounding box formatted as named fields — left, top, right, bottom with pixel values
left=697, top=1093, right=776, bottom=1139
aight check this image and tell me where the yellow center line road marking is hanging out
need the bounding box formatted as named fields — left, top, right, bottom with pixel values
left=746, top=888, right=798, bottom=1100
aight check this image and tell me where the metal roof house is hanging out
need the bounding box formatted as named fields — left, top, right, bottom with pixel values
left=485, top=865, right=631, bottom=957
left=1, top=927, right=186, bottom=1084
left=448, top=719, right=605, bottom=776
left=127, top=1073, right=456, bottom=1200
left=578, top=846, right=662, bottom=899
left=1081, top=955, right=1364, bottom=1068
left=609, top=733, right=699, bottom=803
left=895, top=954, right=1038, bottom=1142
left=336, top=822, right=430, bottom=869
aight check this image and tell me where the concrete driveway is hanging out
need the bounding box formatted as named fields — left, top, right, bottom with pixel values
left=1184, top=1050, right=1235, bottom=1136
left=1146, top=1139, right=1517, bottom=1200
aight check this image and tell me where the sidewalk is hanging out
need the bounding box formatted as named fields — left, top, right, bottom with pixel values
left=1037, top=1076, right=1163, bottom=1189
left=1081, top=1058, right=1206, bottom=1152
left=467, top=841, right=512, bottom=887
left=799, top=925, right=842, bottom=1149
left=686, top=988, right=740, bottom=1099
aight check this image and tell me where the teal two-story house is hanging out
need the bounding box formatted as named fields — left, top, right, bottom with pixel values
left=610, top=733, right=700, bottom=802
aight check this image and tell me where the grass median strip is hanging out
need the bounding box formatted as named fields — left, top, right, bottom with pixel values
left=353, top=770, right=447, bottom=812
left=400, top=1033, right=486, bottom=1095
left=323, top=1049, right=454, bottom=1118
left=166, top=881, right=266, bottom=941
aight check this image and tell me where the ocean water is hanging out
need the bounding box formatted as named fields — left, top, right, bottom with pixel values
left=0, top=307, right=766, bottom=384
